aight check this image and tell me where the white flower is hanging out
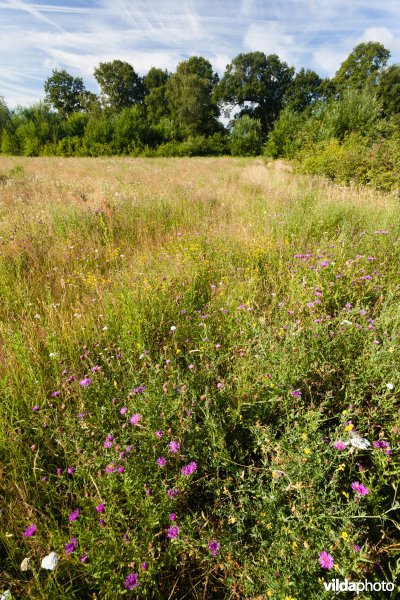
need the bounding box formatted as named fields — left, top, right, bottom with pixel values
left=170, top=326, right=176, bottom=331
left=102, top=326, right=108, bottom=331
left=350, top=434, right=371, bottom=450
left=340, top=320, right=353, bottom=325
left=41, top=552, right=59, bottom=571
left=386, top=382, right=394, bottom=390
left=20, top=557, right=31, bottom=572
left=0, top=591, right=11, bottom=600
left=49, top=352, right=57, bottom=358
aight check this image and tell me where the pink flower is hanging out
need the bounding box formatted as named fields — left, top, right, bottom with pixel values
left=129, top=413, right=142, bottom=426
left=79, top=378, right=91, bottom=387
left=351, top=481, right=369, bottom=496
left=23, top=523, right=37, bottom=538
left=333, top=440, right=347, bottom=451
left=96, top=503, right=105, bottom=513
left=319, top=551, right=334, bottom=570
left=68, top=509, right=80, bottom=522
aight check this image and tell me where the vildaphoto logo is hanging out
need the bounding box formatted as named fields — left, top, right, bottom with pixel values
left=323, top=579, right=395, bottom=594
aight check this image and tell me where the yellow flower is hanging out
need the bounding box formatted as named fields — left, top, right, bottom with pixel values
left=341, top=531, right=349, bottom=541
left=267, top=591, right=273, bottom=598
left=304, top=448, right=311, bottom=455
left=389, top=346, right=395, bottom=352
left=176, top=349, right=181, bottom=354
left=342, top=491, right=349, bottom=499
left=344, top=424, right=354, bottom=432
left=337, top=463, right=346, bottom=472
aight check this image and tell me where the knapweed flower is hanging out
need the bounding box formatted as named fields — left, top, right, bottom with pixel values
left=169, top=513, right=176, bottom=521
left=41, top=552, right=58, bottom=570
left=68, top=509, right=80, bottom=522
left=169, top=440, right=180, bottom=454
left=156, top=430, right=163, bottom=437
left=67, top=467, right=75, bottom=475
left=125, top=572, right=139, bottom=590
left=167, top=525, right=179, bottom=539
left=96, top=503, right=105, bottom=513
left=51, top=390, right=60, bottom=397
left=129, top=413, right=142, bottom=426
left=32, top=405, right=39, bottom=412
left=23, top=523, right=37, bottom=538
left=156, top=456, right=167, bottom=467
left=181, top=461, right=197, bottom=476
left=351, top=481, right=369, bottom=496
left=80, top=554, right=88, bottom=563
left=208, top=540, right=220, bottom=556
left=353, top=545, right=361, bottom=553
left=79, top=378, right=91, bottom=387
left=290, top=389, right=301, bottom=398
left=333, top=440, right=348, bottom=451
left=103, top=435, right=114, bottom=448
left=64, top=537, right=77, bottom=556
left=167, top=488, right=178, bottom=498
left=141, top=562, right=148, bottom=571
left=120, top=406, right=127, bottom=415
left=373, top=440, right=390, bottom=449
left=318, top=551, right=334, bottom=570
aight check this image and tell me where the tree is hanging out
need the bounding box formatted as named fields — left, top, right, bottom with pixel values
left=214, top=52, right=294, bottom=133
left=229, top=115, right=263, bottom=156
left=165, top=57, right=220, bottom=137
left=377, top=64, right=400, bottom=117
left=44, top=69, right=89, bottom=116
left=144, top=67, right=170, bottom=125
left=284, top=68, right=323, bottom=113
left=94, top=60, right=144, bottom=111
left=333, top=42, right=390, bottom=94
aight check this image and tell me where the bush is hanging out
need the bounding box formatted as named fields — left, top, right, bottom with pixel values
left=229, top=115, right=263, bottom=156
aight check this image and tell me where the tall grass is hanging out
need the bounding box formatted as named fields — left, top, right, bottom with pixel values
left=0, top=157, right=398, bottom=599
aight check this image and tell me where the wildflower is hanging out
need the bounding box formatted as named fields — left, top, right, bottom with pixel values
left=141, top=562, right=148, bottom=571
left=32, top=405, right=39, bottom=412
left=124, top=572, right=139, bottom=590
left=120, top=406, right=127, bottom=415
left=333, top=440, right=347, bottom=451
left=318, top=551, right=334, bottom=570
left=96, top=503, right=105, bottom=513
left=91, top=365, right=100, bottom=372
left=20, top=557, right=31, bottom=572
left=386, top=382, right=394, bottom=390
left=23, top=523, right=37, bottom=538
left=290, top=389, right=301, bottom=398
left=169, top=440, right=180, bottom=454
left=341, top=531, right=349, bottom=541
left=181, top=461, right=197, bottom=476
left=156, top=456, right=167, bottom=467
left=167, top=525, right=179, bottom=539
left=169, top=513, right=176, bottom=521
left=103, top=435, right=114, bottom=448
left=351, top=481, right=369, bottom=496
left=117, top=466, right=125, bottom=473
left=373, top=440, right=389, bottom=449
left=156, top=430, right=163, bottom=437
left=129, top=413, right=142, bottom=426
left=51, top=391, right=60, bottom=397
left=41, top=551, right=59, bottom=571
left=57, top=468, right=62, bottom=476
left=208, top=540, right=220, bottom=556
left=64, top=538, right=77, bottom=556
left=68, top=509, right=80, bottom=522
left=67, top=467, right=75, bottom=475
left=167, top=488, right=178, bottom=498
left=80, top=554, right=88, bottom=563
left=170, top=326, right=176, bottom=331
left=353, top=544, right=361, bottom=553
left=99, top=519, right=105, bottom=527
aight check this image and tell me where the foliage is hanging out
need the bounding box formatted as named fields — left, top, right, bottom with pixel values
left=332, top=42, right=390, bottom=94
left=94, top=60, right=145, bottom=110
left=44, top=69, right=90, bottom=116
left=229, top=115, right=263, bottom=156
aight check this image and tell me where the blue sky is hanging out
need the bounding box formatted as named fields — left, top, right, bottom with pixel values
left=1, top=0, right=400, bottom=108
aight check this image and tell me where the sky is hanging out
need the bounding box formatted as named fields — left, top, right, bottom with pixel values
left=1, top=0, right=400, bottom=108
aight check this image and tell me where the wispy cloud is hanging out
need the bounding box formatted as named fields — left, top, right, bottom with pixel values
left=2, top=0, right=400, bottom=107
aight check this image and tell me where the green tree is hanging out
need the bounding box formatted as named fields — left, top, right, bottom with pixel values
left=93, top=60, right=144, bottom=111
left=333, top=42, right=390, bottom=94
left=144, top=67, right=170, bottom=125
left=377, top=64, right=400, bottom=117
left=44, top=69, right=90, bottom=116
left=284, top=68, right=323, bottom=113
left=165, top=57, right=220, bottom=138
left=229, top=115, right=262, bottom=156
left=215, top=52, right=294, bottom=133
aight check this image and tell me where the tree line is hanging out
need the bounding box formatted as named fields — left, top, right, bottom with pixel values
left=0, top=41, right=399, bottom=160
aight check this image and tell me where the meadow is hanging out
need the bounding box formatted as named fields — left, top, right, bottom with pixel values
left=0, top=157, right=398, bottom=599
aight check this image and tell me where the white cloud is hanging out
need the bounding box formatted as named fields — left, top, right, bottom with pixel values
left=243, top=22, right=298, bottom=66
left=312, top=47, right=348, bottom=77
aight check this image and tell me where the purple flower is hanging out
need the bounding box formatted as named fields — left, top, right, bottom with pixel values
left=156, top=456, right=167, bottom=467
left=65, top=537, right=77, bottom=556
left=318, top=551, right=334, bottom=570
left=105, top=464, right=115, bottom=474
left=57, top=468, right=62, bottom=476
left=169, top=513, right=176, bottom=521
left=32, top=405, right=39, bottom=412
left=141, top=562, right=148, bottom=571
left=351, top=481, right=369, bottom=496
left=373, top=440, right=389, bottom=449
left=96, top=503, right=105, bottom=513
left=79, top=378, right=91, bottom=387
left=167, top=488, right=178, bottom=498
left=67, top=467, right=75, bottom=475
left=120, top=406, right=127, bottom=415
left=80, top=554, right=88, bottom=563
left=91, top=365, right=100, bottom=372
left=23, top=523, right=37, bottom=538
left=124, top=572, right=139, bottom=590
left=181, top=461, right=197, bottom=476
left=69, top=509, right=80, bottom=522
left=167, top=526, right=179, bottom=539
left=51, top=391, right=60, bottom=397
left=353, top=544, right=361, bottom=553
left=129, top=413, right=142, bottom=426
left=208, top=540, right=220, bottom=556
left=333, top=440, right=348, bottom=451
left=169, top=440, right=180, bottom=454
left=99, top=519, right=105, bottom=527
left=156, top=430, right=163, bottom=437
left=290, top=389, right=301, bottom=398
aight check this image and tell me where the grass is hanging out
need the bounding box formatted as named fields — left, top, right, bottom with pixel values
left=0, top=156, right=399, bottom=599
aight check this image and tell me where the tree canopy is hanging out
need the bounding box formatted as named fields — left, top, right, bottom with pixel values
left=93, top=60, right=145, bottom=110
left=333, top=42, right=390, bottom=93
